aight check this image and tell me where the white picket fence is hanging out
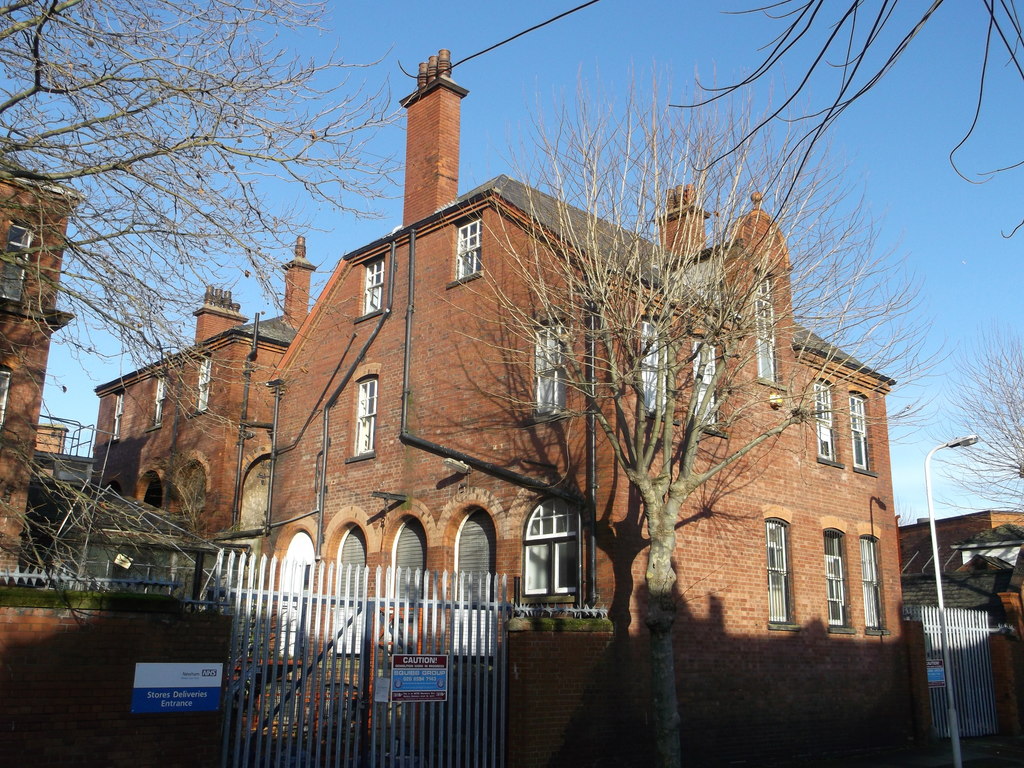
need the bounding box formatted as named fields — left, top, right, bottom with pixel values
left=206, top=553, right=510, bottom=768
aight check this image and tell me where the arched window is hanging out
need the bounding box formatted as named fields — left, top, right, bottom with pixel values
left=141, top=471, right=163, bottom=508
left=523, top=499, right=578, bottom=597
left=393, top=519, right=426, bottom=598
left=456, top=509, right=496, bottom=601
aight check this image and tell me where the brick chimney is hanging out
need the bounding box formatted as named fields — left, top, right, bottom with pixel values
left=399, top=49, right=469, bottom=226
left=194, top=286, right=247, bottom=342
left=660, top=184, right=709, bottom=257
left=283, top=235, right=315, bottom=329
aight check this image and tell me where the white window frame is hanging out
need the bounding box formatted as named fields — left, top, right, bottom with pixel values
left=860, top=536, right=883, bottom=629
left=694, top=340, right=717, bottom=421
left=153, top=376, right=166, bottom=426
left=755, top=277, right=776, bottom=381
left=1, top=224, right=31, bottom=301
left=766, top=518, right=791, bottom=624
left=112, top=391, right=124, bottom=440
left=0, top=368, right=10, bottom=429
left=456, top=220, right=482, bottom=279
left=814, top=381, right=835, bottom=461
left=824, top=529, right=848, bottom=627
left=640, top=321, right=667, bottom=414
left=197, top=357, right=212, bottom=413
left=850, top=394, right=869, bottom=470
left=523, top=499, right=579, bottom=597
left=363, top=257, right=384, bottom=314
left=355, top=377, right=377, bottom=455
left=534, top=324, right=566, bottom=414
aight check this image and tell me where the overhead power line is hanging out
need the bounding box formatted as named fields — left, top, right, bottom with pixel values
left=453, top=0, right=602, bottom=69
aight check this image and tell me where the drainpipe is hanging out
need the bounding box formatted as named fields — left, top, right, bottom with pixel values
left=231, top=313, right=260, bottom=527
left=397, top=228, right=582, bottom=505
left=264, top=377, right=284, bottom=538
left=314, top=241, right=397, bottom=559
left=585, top=307, right=598, bottom=607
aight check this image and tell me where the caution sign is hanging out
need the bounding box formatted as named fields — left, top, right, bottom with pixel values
left=391, top=654, right=448, bottom=702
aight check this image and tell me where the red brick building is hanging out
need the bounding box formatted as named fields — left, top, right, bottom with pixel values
left=260, top=52, right=912, bottom=762
left=90, top=50, right=914, bottom=762
left=93, top=239, right=313, bottom=538
left=0, top=180, right=74, bottom=566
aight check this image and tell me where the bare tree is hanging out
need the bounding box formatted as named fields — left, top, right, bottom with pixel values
left=482, top=83, right=918, bottom=767
left=691, top=2, right=1024, bottom=235
left=0, top=0, right=393, bottom=364
left=948, top=327, right=1024, bottom=509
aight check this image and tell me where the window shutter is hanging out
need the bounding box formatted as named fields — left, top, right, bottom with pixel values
left=339, top=528, right=366, bottom=567
left=458, top=511, right=495, bottom=576
left=395, top=520, right=426, bottom=572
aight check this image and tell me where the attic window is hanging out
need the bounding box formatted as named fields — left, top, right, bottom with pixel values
left=456, top=220, right=482, bottom=279
left=364, top=257, right=384, bottom=314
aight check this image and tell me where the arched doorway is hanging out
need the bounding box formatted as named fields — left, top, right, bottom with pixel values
left=140, top=471, right=163, bottom=508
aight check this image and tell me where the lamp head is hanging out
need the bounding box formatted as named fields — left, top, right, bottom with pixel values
left=945, top=434, right=980, bottom=449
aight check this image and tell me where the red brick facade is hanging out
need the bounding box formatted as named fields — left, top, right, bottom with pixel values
left=93, top=250, right=306, bottom=537
left=0, top=182, right=74, bottom=565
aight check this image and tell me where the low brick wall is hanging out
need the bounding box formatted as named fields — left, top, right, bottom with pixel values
left=0, top=588, right=231, bottom=767
left=507, top=617, right=652, bottom=768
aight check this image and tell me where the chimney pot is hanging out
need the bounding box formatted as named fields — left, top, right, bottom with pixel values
left=417, top=62, right=428, bottom=89
left=427, top=55, right=438, bottom=81
left=194, top=284, right=247, bottom=342
left=438, top=49, right=452, bottom=77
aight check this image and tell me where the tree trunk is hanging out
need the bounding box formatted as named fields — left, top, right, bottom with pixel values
left=646, top=505, right=681, bottom=768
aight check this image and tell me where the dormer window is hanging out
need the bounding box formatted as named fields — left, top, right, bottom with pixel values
left=456, top=220, right=482, bottom=279
left=1, top=224, right=31, bottom=301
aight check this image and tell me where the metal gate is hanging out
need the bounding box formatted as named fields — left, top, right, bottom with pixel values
left=209, top=553, right=510, bottom=768
left=908, top=605, right=998, bottom=738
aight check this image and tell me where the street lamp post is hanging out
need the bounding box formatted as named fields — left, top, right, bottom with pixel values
left=924, top=434, right=980, bottom=768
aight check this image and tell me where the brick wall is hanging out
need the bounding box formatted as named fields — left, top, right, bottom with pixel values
left=507, top=618, right=652, bottom=768
left=0, top=588, right=231, bottom=767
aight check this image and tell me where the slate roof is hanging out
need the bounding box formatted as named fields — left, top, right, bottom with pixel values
left=229, top=314, right=296, bottom=346
left=901, top=571, right=1014, bottom=623
left=955, top=523, right=1024, bottom=547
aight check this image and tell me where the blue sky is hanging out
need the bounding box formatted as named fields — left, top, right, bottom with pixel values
left=42, top=2, right=1022, bottom=521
